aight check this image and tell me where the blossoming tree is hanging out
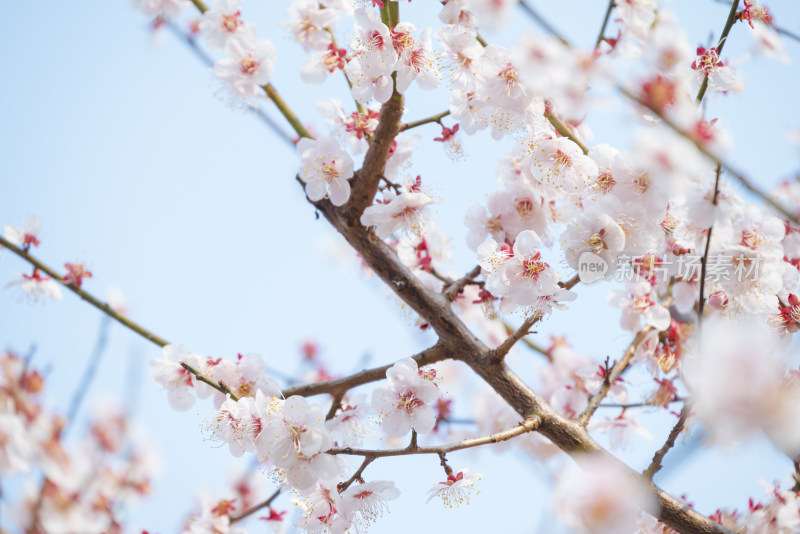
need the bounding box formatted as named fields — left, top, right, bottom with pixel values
left=2, top=0, right=800, bottom=532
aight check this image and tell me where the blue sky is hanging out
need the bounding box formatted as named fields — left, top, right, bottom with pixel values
left=2, top=0, right=800, bottom=532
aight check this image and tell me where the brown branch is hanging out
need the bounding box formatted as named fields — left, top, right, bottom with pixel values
left=402, top=110, right=451, bottom=131
left=180, top=362, right=239, bottom=401
left=328, top=416, right=542, bottom=458
left=517, top=0, right=570, bottom=46
left=0, top=234, right=169, bottom=347
left=442, top=265, right=481, bottom=301
left=501, top=320, right=551, bottom=359
left=696, top=0, right=740, bottom=104
left=344, top=95, right=405, bottom=218
left=594, top=0, right=615, bottom=49
left=697, top=166, right=722, bottom=330
left=338, top=457, right=376, bottom=493
left=281, top=343, right=449, bottom=398
left=491, top=315, right=541, bottom=361
left=577, top=294, right=673, bottom=426
left=229, top=487, right=282, bottom=524
left=644, top=403, right=691, bottom=479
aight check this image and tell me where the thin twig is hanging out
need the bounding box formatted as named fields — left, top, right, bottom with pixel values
left=229, top=487, right=282, bottom=524
left=282, top=343, right=448, bottom=398
left=697, top=165, right=722, bottom=330
left=491, top=315, right=541, bottom=361
left=517, top=0, right=570, bottom=46
left=544, top=113, right=589, bottom=155
left=338, top=457, right=376, bottom=493
left=163, top=19, right=294, bottom=147
left=577, top=297, right=673, bottom=426
left=64, top=316, right=111, bottom=434
left=644, top=403, right=691, bottom=479
left=594, top=0, right=616, bottom=49
left=402, top=110, right=451, bottom=131
left=617, top=86, right=798, bottom=224
left=328, top=416, right=541, bottom=458
left=501, top=320, right=550, bottom=359
left=442, top=266, right=481, bottom=301
left=180, top=362, right=240, bottom=401
left=0, top=235, right=169, bottom=347
left=696, top=0, right=740, bottom=104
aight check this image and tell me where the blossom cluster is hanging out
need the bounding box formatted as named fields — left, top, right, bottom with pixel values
left=148, top=346, right=488, bottom=532
left=0, top=351, right=155, bottom=533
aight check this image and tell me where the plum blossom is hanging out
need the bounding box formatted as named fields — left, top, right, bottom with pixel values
left=297, top=136, right=355, bottom=206
left=392, top=24, right=441, bottom=93
left=301, top=44, right=349, bottom=85
left=198, top=0, right=255, bottom=49
left=149, top=344, right=203, bottom=410
left=135, top=0, right=188, bottom=18
left=260, top=395, right=332, bottom=465
left=6, top=270, right=63, bottom=302
left=212, top=37, right=277, bottom=106
left=608, top=281, right=671, bottom=332
left=561, top=211, right=626, bottom=276
left=426, top=468, right=483, bottom=508
left=341, top=480, right=401, bottom=531
left=437, top=25, right=485, bottom=90
left=588, top=412, right=653, bottom=451
left=745, top=480, right=800, bottom=534
left=554, top=454, right=659, bottom=534
left=286, top=0, right=338, bottom=52
left=528, top=136, right=599, bottom=194
left=478, top=230, right=575, bottom=315
left=360, top=176, right=435, bottom=238
left=62, top=262, right=92, bottom=288
left=371, top=358, right=440, bottom=436
left=691, top=46, right=737, bottom=92
left=350, top=8, right=397, bottom=78
left=4, top=218, right=41, bottom=251
left=684, top=318, right=800, bottom=456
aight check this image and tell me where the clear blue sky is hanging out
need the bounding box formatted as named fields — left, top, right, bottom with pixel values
left=2, top=0, right=799, bottom=532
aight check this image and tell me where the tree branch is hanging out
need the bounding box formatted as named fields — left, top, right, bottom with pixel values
left=442, top=265, right=481, bottom=301
left=643, top=403, right=691, bottom=479
left=517, top=1, right=570, bottom=46
left=544, top=112, right=588, bottom=155
left=0, top=235, right=169, bottom=347
left=697, top=165, right=722, bottom=330
left=229, top=487, right=282, bottom=524
left=501, top=320, right=551, bottom=359
left=180, top=361, right=239, bottom=401
left=618, top=86, right=797, bottom=224
left=281, top=343, right=449, bottom=398
left=594, top=0, right=615, bottom=49
left=696, top=0, right=740, bottom=104
left=577, top=294, right=672, bottom=426
left=402, top=110, right=451, bottom=131
left=328, top=416, right=542, bottom=458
